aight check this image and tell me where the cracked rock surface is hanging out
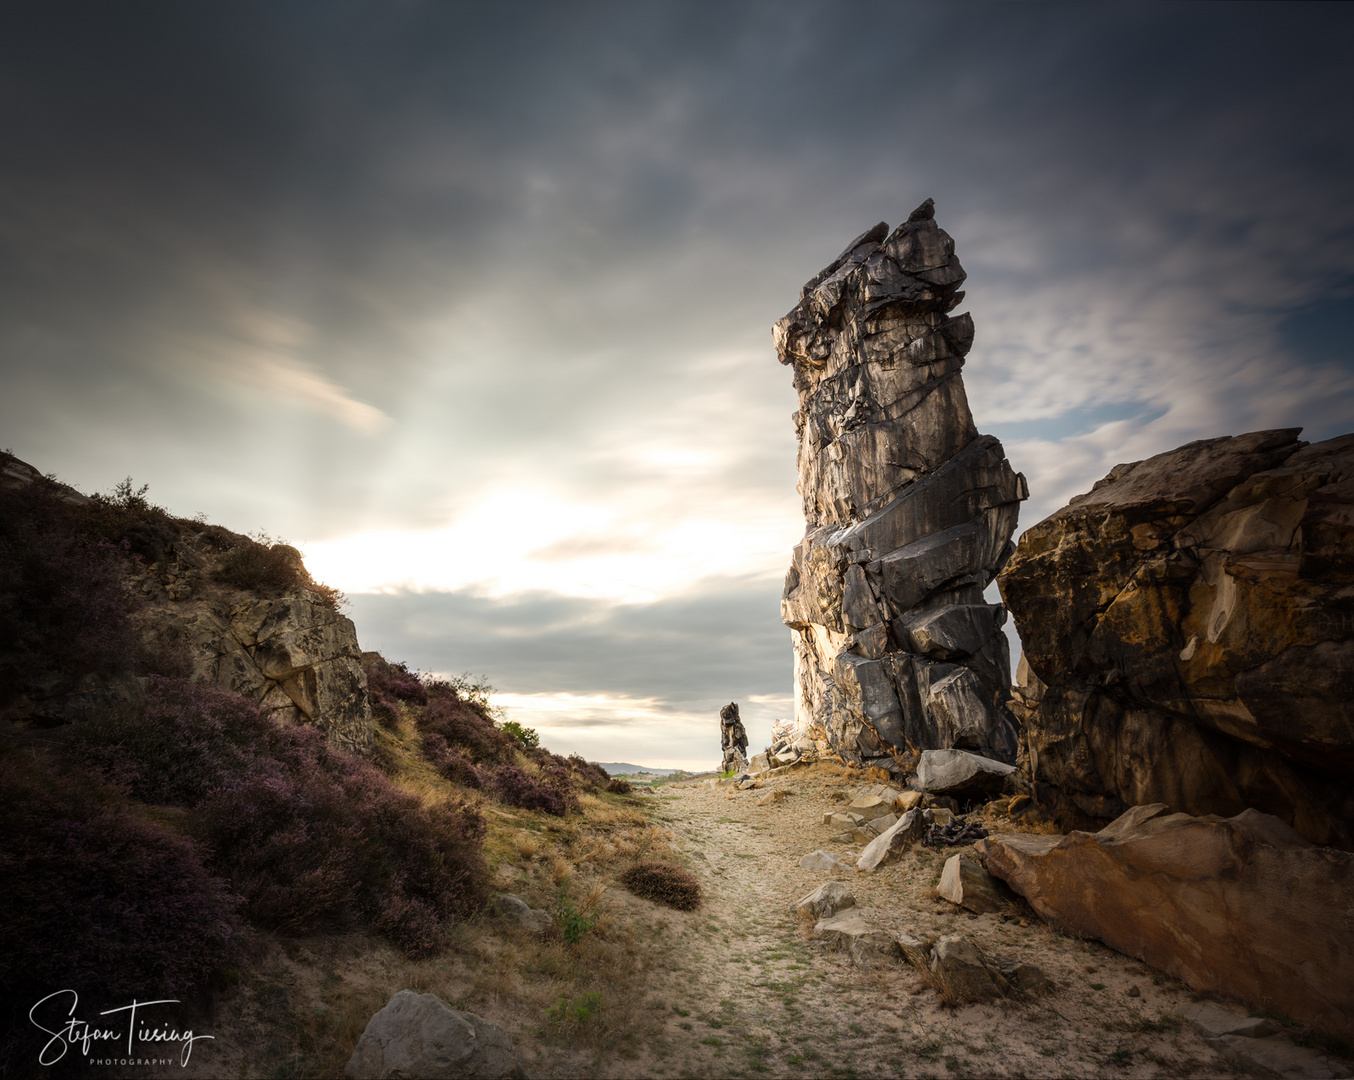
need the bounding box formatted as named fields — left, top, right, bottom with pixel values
left=775, top=198, right=1026, bottom=769
left=999, top=428, right=1354, bottom=847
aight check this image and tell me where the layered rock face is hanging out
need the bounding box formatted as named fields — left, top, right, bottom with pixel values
left=775, top=199, right=1027, bottom=769
left=1000, top=428, right=1354, bottom=847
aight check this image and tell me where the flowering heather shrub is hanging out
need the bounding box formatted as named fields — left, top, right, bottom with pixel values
left=212, top=534, right=344, bottom=610
left=422, top=732, right=484, bottom=789
left=364, top=653, right=428, bottom=728
left=568, top=754, right=611, bottom=789
left=197, top=724, right=488, bottom=947
left=606, top=777, right=634, bottom=795
left=618, top=862, right=702, bottom=911
left=67, top=675, right=272, bottom=805
left=487, top=764, right=572, bottom=817
left=0, top=477, right=139, bottom=709
left=421, top=693, right=516, bottom=764
left=0, top=755, right=239, bottom=1002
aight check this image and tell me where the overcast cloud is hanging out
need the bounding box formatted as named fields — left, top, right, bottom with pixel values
left=3, top=2, right=1351, bottom=767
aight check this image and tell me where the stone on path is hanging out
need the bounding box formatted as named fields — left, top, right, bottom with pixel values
left=491, top=893, right=553, bottom=936
left=936, top=853, right=1007, bottom=913
left=792, top=881, right=855, bottom=921
left=857, top=808, right=925, bottom=872
left=345, top=990, right=524, bottom=1079
left=798, top=850, right=850, bottom=871
left=813, top=909, right=900, bottom=968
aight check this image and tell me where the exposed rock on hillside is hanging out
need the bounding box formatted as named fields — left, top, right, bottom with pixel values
left=0, top=452, right=372, bottom=751
left=775, top=199, right=1027, bottom=769
left=999, top=429, right=1354, bottom=846
left=977, top=804, right=1354, bottom=1041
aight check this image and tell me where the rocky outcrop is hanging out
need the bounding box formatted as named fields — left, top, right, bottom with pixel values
left=345, top=990, right=525, bottom=1079
left=156, top=593, right=372, bottom=752
left=775, top=199, right=1027, bottom=770
left=999, top=429, right=1354, bottom=846
left=977, top=804, right=1354, bottom=1041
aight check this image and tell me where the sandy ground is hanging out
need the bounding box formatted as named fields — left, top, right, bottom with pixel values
left=597, top=767, right=1249, bottom=1080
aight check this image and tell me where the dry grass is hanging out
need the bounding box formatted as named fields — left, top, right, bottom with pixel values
left=164, top=720, right=688, bottom=1079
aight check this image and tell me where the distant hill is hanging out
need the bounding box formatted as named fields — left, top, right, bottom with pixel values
left=591, top=762, right=685, bottom=776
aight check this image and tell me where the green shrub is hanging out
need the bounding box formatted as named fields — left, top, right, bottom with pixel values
left=553, top=889, right=600, bottom=944
left=500, top=720, right=539, bottom=749
left=618, top=861, right=702, bottom=910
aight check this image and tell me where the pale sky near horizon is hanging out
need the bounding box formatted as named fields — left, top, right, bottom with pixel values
left=3, top=3, right=1352, bottom=769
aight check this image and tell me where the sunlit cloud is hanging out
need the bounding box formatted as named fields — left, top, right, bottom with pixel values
left=302, top=484, right=801, bottom=602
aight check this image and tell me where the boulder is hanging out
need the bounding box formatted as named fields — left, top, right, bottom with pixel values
left=857, top=808, right=925, bottom=872
left=775, top=203, right=1026, bottom=768
left=927, top=934, right=1009, bottom=1004
left=792, top=881, right=855, bottom=921
left=977, top=804, right=1354, bottom=1041
left=491, top=894, right=553, bottom=936
left=999, top=429, right=1354, bottom=847
left=915, top=749, right=1015, bottom=797
left=798, top=850, right=851, bottom=871
left=936, top=853, right=1007, bottom=913
left=813, top=910, right=900, bottom=967
left=847, top=794, right=895, bottom=821
left=345, top=990, right=524, bottom=1079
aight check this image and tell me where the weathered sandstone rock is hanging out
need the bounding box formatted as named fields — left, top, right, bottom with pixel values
left=168, top=594, right=372, bottom=752
left=792, top=881, right=855, bottom=921
left=1000, top=429, right=1354, bottom=846
left=345, top=990, right=524, bottom=1079
left=776, top=200, right=1026, bottom=770
left=856, top=807, right=925, bottom=871
left=977, top=804, right=1354, bottom=1040
left=797, top=850, right=851, bottom=871
left=936, top=853, right=1007, bottom=913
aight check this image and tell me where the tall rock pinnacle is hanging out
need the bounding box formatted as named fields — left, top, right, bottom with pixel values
left=775, top=199, right=1027, bottom=770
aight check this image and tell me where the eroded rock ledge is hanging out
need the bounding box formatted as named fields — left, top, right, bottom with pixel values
left=775, top=199, right=1026, bottom=769
left=999, top=428, right=1354, bottom=847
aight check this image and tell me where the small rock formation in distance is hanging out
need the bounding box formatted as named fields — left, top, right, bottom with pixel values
left=775, top=198, right=1027, bottom=770
left=1000, top=428, right=1354, bottom=847
left=719, top=701, right=749, bottom=773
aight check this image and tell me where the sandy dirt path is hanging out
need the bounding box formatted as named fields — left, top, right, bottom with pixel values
left=605, top=765, right=1247, bottom=1080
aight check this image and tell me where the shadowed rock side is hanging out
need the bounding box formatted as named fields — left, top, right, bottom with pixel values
left=999, top=428, right=1354, bottom=847
left=775, top=199, right=1027, bottom=769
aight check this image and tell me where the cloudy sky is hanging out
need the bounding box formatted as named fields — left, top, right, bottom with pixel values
left=3, top=2, right=1351, bottom=768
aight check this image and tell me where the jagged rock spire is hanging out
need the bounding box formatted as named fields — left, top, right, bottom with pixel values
left=774, top=200, right=1027, bottom=770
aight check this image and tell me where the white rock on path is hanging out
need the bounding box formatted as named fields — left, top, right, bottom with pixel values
left=857, top=808, right=925, bottom=872
left=792, top=881, right=855, bottom=921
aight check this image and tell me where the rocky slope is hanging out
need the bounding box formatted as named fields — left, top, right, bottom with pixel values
left=0, top=451, right=372, bottom=751
left=999, top=428, right=1354, bottom=847
left=775, top=199, right=1026, bottom=769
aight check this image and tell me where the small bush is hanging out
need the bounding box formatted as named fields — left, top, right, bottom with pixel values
left=364, top=653, right=428, bottom=728
left=546, top=990, right=602, bottom=1032
left=421, top=694, right=516, bottom=764
left=212, top=534, right=343, bottom=610
left=0, top=477, right=140, bottom=709
left=553, top=889, right=600, bottom=944
left=422, top=732, right=484, bottom=789
left=487, top=764, right=572, bottom=817
left=618, top=862, right=702, bottom=910
left=568, top=754, right=611, bottom=789
left=0, top=754, right=240, bottom=1003
left=500, top=720, right=539, bottom=749
left=607, top=777, right=634, bottom=795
